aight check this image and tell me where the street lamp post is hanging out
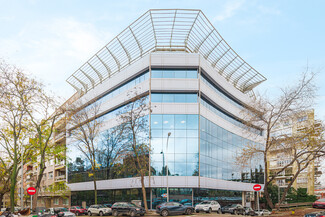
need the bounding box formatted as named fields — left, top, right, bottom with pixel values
left=166, top=132, right=171, bottom=202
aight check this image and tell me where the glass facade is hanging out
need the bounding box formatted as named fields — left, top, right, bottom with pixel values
left=150, top=114, right=199, bottom=177
left=200, top=116, right=264, bottom=183
left=151, top=93, right=198, bottom=103
left=151, top=69, right=198, bottom=79
left=67, top=67, right=264, bottom=208
left=201, top=98, right=262, bottom=135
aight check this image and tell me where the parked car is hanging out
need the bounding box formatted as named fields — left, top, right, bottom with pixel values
left=156, top=202, right=194, bottom=216
left=313, top=199, right=325, bottom=209
left=40, top=207, right=76, bottom=217
left=304, top=211, right=325, bottom=217
left=88, top=205, right=112, bottom=216
left=70, top=206, right=88, bottom=216
left=244, top=207, right=257, bottom=216
left=194, top=200, right=221, bottom=213
left=255, top=209, right=271, bottom=216
left=104, top=204, right=112, bottom=208
left=111, top=202, right=145, bottom=217
left=221, top=204, right=245, bottom=215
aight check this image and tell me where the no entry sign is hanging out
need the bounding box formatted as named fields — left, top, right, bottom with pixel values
left=27, top=187, right=36, bottom=195
left=253, top=184, right=262, bottom=191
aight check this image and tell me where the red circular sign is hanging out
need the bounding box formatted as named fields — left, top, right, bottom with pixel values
left=253, top=184, right=262, bottom=191
left=27, top=187, right=36, bottom=195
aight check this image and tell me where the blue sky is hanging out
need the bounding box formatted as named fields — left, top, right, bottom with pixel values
left=0, top=0, right=324, bottom=118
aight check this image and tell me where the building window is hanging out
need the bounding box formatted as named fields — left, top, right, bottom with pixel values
left=49, top=172, right=53, bottom=180
left=54, top=198, right=59, bottom=205
left=151, top=69, right=197, bottom=79
left=62, top=198, right=69, bottom=205
left=151, top=93, right=197, bottom=103
left=298, top=116, right=308, bottom=122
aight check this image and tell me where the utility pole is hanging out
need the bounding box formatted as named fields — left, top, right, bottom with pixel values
left=20, top=147, right=24, bottom=209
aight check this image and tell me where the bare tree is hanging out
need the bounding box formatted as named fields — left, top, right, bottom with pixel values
left=97, top=127, right=127, bottom=179
left=117, top=90, right=150, bottom=212
left=236, top=69, right=324, bottom=209
left=69, top=102, right=103, bottom=205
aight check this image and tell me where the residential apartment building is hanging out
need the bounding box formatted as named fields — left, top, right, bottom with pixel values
left=268, top=109, right=322, bottom=195
left=16, top=108, right=71, bottom=209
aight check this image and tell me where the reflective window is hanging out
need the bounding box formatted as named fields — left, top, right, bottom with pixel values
left=151, top=93, right=198, bottom=103
left=199, top=116, right=264, bottom=183
left=150, top=114, right=199, bottom=177
left=81, top=71, right=149, bottom=112
left=151, top=69, right=198, bottom=79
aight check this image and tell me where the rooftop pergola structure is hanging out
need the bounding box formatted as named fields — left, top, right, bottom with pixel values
left=66, top=9, right=266, bottom=95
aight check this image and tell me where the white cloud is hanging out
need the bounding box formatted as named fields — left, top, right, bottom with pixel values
left=0, top=17, right=113, bottom=99
left=213, top=0, right=245, bottom=22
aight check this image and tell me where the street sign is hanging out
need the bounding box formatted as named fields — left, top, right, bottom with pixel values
left=27, top=187, right=36, bottom=195
left=253, top=184, right=262, bottom=191
left=161, top=193, right=167, bottom=198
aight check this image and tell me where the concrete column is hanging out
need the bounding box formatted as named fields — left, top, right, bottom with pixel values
left=242, top=191, right=245, bottom=206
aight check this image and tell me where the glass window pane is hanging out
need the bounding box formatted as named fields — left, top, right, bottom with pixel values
left=162, top=94, right=174, bottom=102
left=174, top=138, right=186, bottom=153
left=151, top=115, right=162, bottom=129
left=163, top=70, right=174, bottom=78
left=151, top=70, right=162, bottom=78
left=151, top=138, right=163, bottom=154
left=186, top=70, right=198, bottom=78
left=174, top=70, right=186, bottom=78
left=186, top=94, right=197, bottom=103
left=174, top=94, right=186, bottom=103
left=163, top=115, right=175, bottom=129
left=151, top=129, right=162, bottom=138
left=187, top=129, right=198, bottom=138
left=175, top=115, right=187, bottom=129
left=151, top=94, right=162, bottom=103
left=187, top=138, right=198, bottom=153
left=187, top=115, right=198, bottom=129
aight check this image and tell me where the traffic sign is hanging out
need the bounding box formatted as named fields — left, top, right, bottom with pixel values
left=27, top=187, right=36, bottom=195
left=253, top=184, right=262, bottom=191
left=161, top=193, right=167, bottom=198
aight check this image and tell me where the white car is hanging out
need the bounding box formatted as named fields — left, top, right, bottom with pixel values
left=255, top=209, right=271, bottom=216
left=195, top=200, right=221, bottom=213
left=88, top=205, right=112, bottom=216
left=45, top=207, right=76, bottom=217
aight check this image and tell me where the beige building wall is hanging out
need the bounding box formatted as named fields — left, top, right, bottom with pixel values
left=268, top=110, right=321, bottom=195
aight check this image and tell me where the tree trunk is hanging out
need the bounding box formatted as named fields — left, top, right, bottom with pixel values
left=10, top=156, right=18, bottom=212
left=278, top=169, right=301, bottom=205
left=140, top=173, right=148, bottom=212
left=93, top=174, right=97, bottom=204
left=263, top=152, right=274, bottom=209
left=0, top=193, right=3, bottom=209
left=32, top=191, right=39, bottom=210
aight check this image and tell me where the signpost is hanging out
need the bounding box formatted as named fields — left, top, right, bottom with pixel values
left=27, top=187, right=36, bottom=211
left=253, top=184, right=261, bottom=215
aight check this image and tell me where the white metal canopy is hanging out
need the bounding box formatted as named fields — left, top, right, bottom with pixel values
left=66, top=9, right=266, bottom=94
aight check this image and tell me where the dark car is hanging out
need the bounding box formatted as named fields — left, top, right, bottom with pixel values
left=70, top=206, right=88, bottom=216
left=111, top=202, right=145, bottom=217
left=244, top=207, right=257, bottom=216
left=221, top=204, right=245, bottom=215
left=313, top=199, right=325, bottom=209
left=156, top=202, right=194, bottom=216
left=304, top=212, right=325, bottom=217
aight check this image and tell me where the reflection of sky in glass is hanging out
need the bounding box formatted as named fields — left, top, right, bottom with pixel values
left=200, top=116, right=264, bottom=182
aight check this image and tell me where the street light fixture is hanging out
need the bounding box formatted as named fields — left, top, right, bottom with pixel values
left=166, top=132, right=171, bottom=202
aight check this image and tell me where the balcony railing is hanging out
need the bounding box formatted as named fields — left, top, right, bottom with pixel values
left=55, top=175, right=66, bottom=182
left=54, top=131, right=66, bottom=142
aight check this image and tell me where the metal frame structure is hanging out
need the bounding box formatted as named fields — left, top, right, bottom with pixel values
left=66, top=9, right=266, bottom=94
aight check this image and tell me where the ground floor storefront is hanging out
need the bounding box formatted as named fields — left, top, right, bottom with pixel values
left=71, top=188, right=260, bottom=210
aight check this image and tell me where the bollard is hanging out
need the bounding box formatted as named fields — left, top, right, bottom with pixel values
left=291, top=209, right=295, bottom=215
